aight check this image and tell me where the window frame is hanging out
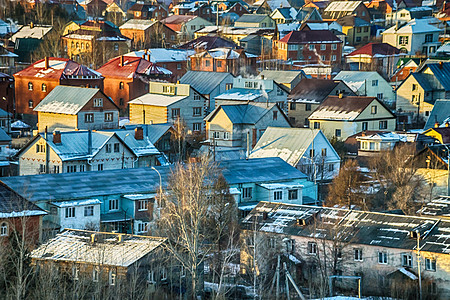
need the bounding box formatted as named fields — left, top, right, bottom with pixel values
left=85, top=113, right=94, bottom=123
left=354, top=248, right=363, bottom=261
left=0, top=222, right=8, bottom=236
left=308, top=242, right=317, bottom=255
left=65, top=206, right=75, bottom=218
left=84, top=205, right=94, bottom=217
left=273, top=190, right=283, bottom=201
left=378, top=252, right=388, bottom=264
left=288, top=189, right=298, bottom=200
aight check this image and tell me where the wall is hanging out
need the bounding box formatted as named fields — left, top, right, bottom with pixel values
left=206, top=109, right=235, bottom=147
left=57, top=203, right=101, bottom=230
left=18, top=136, right=63, bottom=175
left=37, top=112, right=78, bottom=132
left=130, top=104, right=168, bottom=124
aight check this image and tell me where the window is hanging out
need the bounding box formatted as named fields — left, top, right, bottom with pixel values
left=332, top=44, right=337, bottom=50
left=106, top=144, right=112, bottom=153
left=177, top=63, right=181, bottom=70
left=36, top=144, right=45, bottom=153
left=354, top=249, right=363, bottom=261
left=402, top=254, right=412, bottom=267
left=85, top=114, right=94, bottom=123
left=217, top=60, right=222, bottom=68
left=93, top=268, right=99, bottom=282
left=285, top=239, right=294, bottom=253
left=67, top=165, right=77, bottom=173
left=379, top=120, right=388, bottom=130
left=362, top=122, right=368, bottom=131
left=161, top=268, right=167, bottom=280
left=138, top=222, right=148, bottom=233
left=72, top=266, right=79, bottom=280
left=356, top=37, right=361, bottom=42
left=193, top=107, right=202, bottom=116
left=28, top=82, right=33, bottom=90
left=412, top=84, right=417, bottom=91
left=273, top=111, right=278, bottom=120
left=268, top=237, right=276, bottom=248
left=119, top=82, right=124, bottom=89
left=93, top=98, right=103, bottom=107
left=213, top=131, right=220, bottom=139
left=224, top=132, right=230, bottom=140
left=119, top=98, right=124, bottom=106
left=28, top=100, right=33, bottom=108
left=329, top=164, right=334, bottom=172
left=171, top=108, right=180, bottom=119
left=277, top=87, right=283, bottom=96
left=163, top=85, right=175, bottom=94
left=80, top=165, right=85, bottom=172
left=332, top=55, right=337, bottom=61
left=425, top=258, right=436, bottom=271
left=193, top=123, right=201, bottom=132
left=205, top=60, right=210, bottom=67
left=242, top=187, right=252, bottom=199
left=109, top=199, right=119, bottom=211
left=371, top=105, right=377, bottom=114
left=309, top=149, right=315, bottom=157
left=41, top=83, right=47, bottom=92
left=320, top=44, right=326, bottom=50
left=190, top=25, right=196, bottom=30
left=114, top=43, right=119, bottom=51
left=428, top=282, right=438, bottom=295
left=378, top=252, right=388, bottom=264
left=274, top=190, right=283, bottom=200
left=377, top=93, right=383, bottom=99
left=364, top=27, right=369, bottom=32
left=84, top=205, right=94, bottom=216
left=288, top=189, right=298, bottom=200
left=39, top=164, right=46, bottom=173
left=65, top=207, right=75, bottom=218
left=305, top=103, right=311, bottom=111
left=53, top=166, right=60, bottom=173
left=97, top=164, right=103, bottom=171
left=357, top=27, right=362, bottom=33
left=109, top=270, right=116, bottom=286
left=0, top=222, right=7, bottom=236
left=105, top=113, right=113, bottom=122
left=308, top=242, right=317, bottom=254
left=114, top=143, right=120, bottom=152
left=372, top=80, right=378, bottom=87
left=369, top=142, right=375, bottom=150
left=399, top=36, right=408, bottom=45
left=226, top=83, right=233, bottom=90
left=290, top=102, right=296, bottom=110
left=138, top=199, right=148, bottom=211
left=193, top=93, right=201, bottom=100
left=309, top=44, right=314, bottom=50
left=335, top=129, right=341, bottom=137
left=321, top=55, right=326, bottom=61
left=425, top=34, right=433, bottom=43
left=288, top=44, right=298, bottom=51
left=147, top=270, right=155, bottom=283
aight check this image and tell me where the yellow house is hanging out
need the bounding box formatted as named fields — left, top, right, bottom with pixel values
left=308, top=95, right=396, bottom=140
left=329, top=15, right=370, bottom=46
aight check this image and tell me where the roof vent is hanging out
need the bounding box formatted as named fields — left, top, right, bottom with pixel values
left=90, top=233, right=96, bottom=244
left=262, top=212, right=269, bottom=220
left=44, top=57, right=49, bottom=70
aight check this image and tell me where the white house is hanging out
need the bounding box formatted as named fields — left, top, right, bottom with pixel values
left=50, top=199, right=101, bottom=231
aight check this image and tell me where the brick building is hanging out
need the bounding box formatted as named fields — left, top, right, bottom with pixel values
left=274, top=30, right=342, bottom=67
left=96, top=55, right=172, bottom=113
left=13, top=57, right=103, bottom=123
left=0, top=73, right=13, bottom=116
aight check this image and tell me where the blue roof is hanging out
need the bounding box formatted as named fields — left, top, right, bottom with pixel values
left=426, top=62, right=450, bottom=91
left=205, top=103, right=277, bottom=124
left=0, top=127, right=11, bottom=142
left=179, top=71, right=233, bottom=95
left=424, top=100, right=450, bottom=130
left=411, top=73, right=433, bottom=92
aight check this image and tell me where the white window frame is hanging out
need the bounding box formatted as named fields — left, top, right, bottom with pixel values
left=308, top=242, right=317, bottom=255
left=0, top=222, right=8, bottom=236
left=425, top=258, right=436, bottom=271
left=241, top=187, right=252, bottom=199
left=109, top=270, right=116, bottom=286
left=109, top=199, right=119, bottom=211
left=65, top=206, right=75, bottom=218
left=274, top=190, right=283, bottom=201
left=138, top=199, right=148, bottom=211
left=378, top=252, right=388, bottom=264
left=354, top=248, right=363, bottom=261
left=147, top=270, right=155, bottom=283
left=93, top=267, right=99, bottom=282
left=93, top=98, right=103, bottom=107
left=84, top=205, right=94, bottom=217
left=402, top=254, right=412, bottom=267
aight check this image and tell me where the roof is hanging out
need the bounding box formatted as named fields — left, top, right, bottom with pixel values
left=178, top=36, right=239, bottom=50
left=250, top=127, right=337, bottom=166
left=31, top=230, right=167, bottom=267
left=279, top=30, right=341, bottom=44
left=411, top=73, right=433, bottom=92
left=0, top=127, right=11, bottom=142
left=308, top=96, right=379, bottom=121
left=129, top=93, right=187, bottom=107
left=423, top=62, right=450, bottom=91
left=124, top=49, right=195, bottom=63
left=333, top=71, right=381, bottom=92
left=14, top=57, right=102, bottom=80
left=179, top=71, right=233, bottom=95
left=418, top=196, right=450, bottom=218
left=335, top=15, right=369, bottom=27
left=205, top=102, right=278, bottom=124
left=235, top=14, right=270, bottom=24
left=96, top=55, right=171, bottom=78
left=33, top=86, right=109, bottom=115
left=1, top=158, right=303, bottom=203
left=383, top=18, right=442, bottom=34
left=347, top=43, right=401, bottom=57
left=259, top=70, right=305, bottom=85
left=161, top=15, right=197, bottom=31
left=254, top=0, right=291, bottom=11
left=324, top=1, right=362, bottom=12
left=10, top=25, right=52, bottom=42
left=289, top=79, right=344, bottom=103
left=242, top=201, right=450, bottom=255
left=0, top=182, right=46, bottom=218
left=119, top=19, right=157, bottom=31
left=273, top=7, right=298, bottom=20
left=214, top=88, right=266, bottom=101
left=424, top=100, right=450, bottom=130
left=123, top=124, right=173, bottom=144
left=190, top=48, right=252, bottom=59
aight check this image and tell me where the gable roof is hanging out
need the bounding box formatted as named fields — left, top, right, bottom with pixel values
left=178, top=36, right=239, bottom=50
left=96, top=55, right=172, bottom=78
left=424, top=100, right=450, bottom=130
left=235, top=14, right=271, bottom=24
left=422, top=62, right=450, bottom=91
left=289, top=78, right=348, bottom=103
left=272, top=7, right=297, bottom=19
left=383, top=18, right=442, bottom=34
left=418, top=195, right=450, bottom=218
left=333, top=71, right=382, bottom=92
left=119, top=19, right=158, bottom=31
left=123, top=124, right=173, bottom=144
left=129, top=92, right=187, bottom=107
left=335, top=15, right=369, bottom=26
left=10, top=25, right=52, bottom=42
left=205, top=102, right=281, bottom=124
left=250, top=127, right=339, bottom=166
left=279, top=30, right=341, bottom=44
left=124, top=49, right=195, bottom=63
left=179, top=71, right=233, bottom=95
left=162, top=14, right=197, bottom=25
left=33, top=86, right=117, bottom=115
left=347, top=43, right=401, bottom=57
left=308, top=96, right=383, bottom=121
left=0, top=182, right=46, bottom=218
left=324, top=1, right=363, bottom=12
left=259, top=70, right=305, bottom=85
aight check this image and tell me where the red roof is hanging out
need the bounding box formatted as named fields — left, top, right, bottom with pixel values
left=161, top=15, right=197, bottom=32
left=96, top=56, right=170, bottom=79
left=347, top=43, right=401, bottom=57
left=14, top=57, right=102, bottom=79
left=279, top=30, right=341, bottom=44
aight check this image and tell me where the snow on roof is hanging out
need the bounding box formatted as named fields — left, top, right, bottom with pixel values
left=124, top=49, right=195, bottom=63
left=398, top=267, right=418, bottom=280
left=119, top=19, right=157, bottom=30
left=215, top=88, right=263, bottom=101
left=309, top=96, right=377, bottom=121
left=306, top=22, right=329, bottom=30
left=0, top=210, right=46, bottom=218
left=129, top=93, right=187, bottom=107
left=355, top=131, right=407, bottom=142
left=10, top=25, right=52, bottom=42
left=31, top=230, right=167, bottom=267
left=383, top=18, right=442, bottom=34
left=324, top=1, right=362, bottom=12
left=333, top=71, right=379, bottom=92
left=258, top=183, right=304, bottom=190
left=11, top=120, right=30, bottom=129
left=51, top=199, right=101, bottom=208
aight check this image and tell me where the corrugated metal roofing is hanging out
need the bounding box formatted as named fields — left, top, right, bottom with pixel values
left=205, top=103, right=276, bottom=124
left=411, top=73, right=433, bottom=92
left=426, top=62, right=450, bottom=91
left=324, top=1, right=362, bottom=12
left=33, top=86, right=101, bottom=115
left=235, top=14, right=270, bottom=24
left=259, top=70, right=305, bottom=85
left=179, top=71, right=233, bottom=95
left=279, top=30, right=341, bottom=44
left=123, top=124, right=172, bottom=144
left=215, top=88, right=265, bottom=101
left=308, top=96, right=379, bottom=121
left=129, top=93, right=186, bottom=107
left=424, top=100, right=450, bottom=130
left=0, top=128, right=11, bottom=142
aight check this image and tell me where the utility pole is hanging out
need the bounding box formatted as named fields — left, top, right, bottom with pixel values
left=416, top=230, right=422, bottom=300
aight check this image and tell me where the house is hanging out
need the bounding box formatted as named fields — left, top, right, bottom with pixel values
left=346, top=43, right=402, bottom=78
left=214, top=77, right=289, bottom=112
left=161, top=15, right=212, bottom=41
left=0, top=182, right=46, bottom=244
left=119, top=20, right=178, bottom=49
left=178, top=36, right=239, bottom=51
left=179, top=71, right=234, bottom=112
left=418, top=195, right=450, bottom=219
left=239, top=34, right=272, bottom=55
left=204, top=102, right=291, bottom=153
left=390, top=58, right=421, bottom=83
left=329, top=15, right=370, bottom=46
left=61, top=20, right=131, bottom=63
left=259, top=70, right=306, bottom=91
left=127, top=2, right=168, bottom=20
left=14, top=57, right=104, bottom=123
left=0, top=108, right=11, bottom=134
left=250, top=127, right=341, bottom=182
left=288, top=78, right=356, bottom=127
left=295, top=7, right=322, bottom=22
left=84, top=0, right=108, bottom=17
left=0, top=73, right=13, bottom=117
left=172, top=1, right=215, bottom=21
left=9, top=24, right=53, bottom=63
left=396, top=61, right=450, bottom=124
left=189, top=48, right=258, bottom=76
left=308, top=95, right=397, bottom=140
left=241, top=201, right=450, bottom=300
left=333, top=71, right=396, bottom=105
left=353, top=131, right=409, bottom=157
left=234, top=14, right=276, bottom=28
left=31, top=230, right=182, bottom=295
left=424, top=100, right=450, bottom=130
left=129, top=81, right=207, bottom=134
left=274, top=30, right=342, bottom=68
left=96, top=55, right=171, bottom=112
left=385, top=7, right=433, bottom=27
left=124, top=49, right=195, bottom=81
left=0, top=45, right=18, bottom=74
left=270, top=7, right=298, bottom=24
left=34, top=86, right=119, bottom=133
left=322, top=1, right=370, bottom=22
left=382, top=19, right=442, bottom=56
left=194, top=25, right=275, bottom=45
left=0, top=127, right=12, bottom=176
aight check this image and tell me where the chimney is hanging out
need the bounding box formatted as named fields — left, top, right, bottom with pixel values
left=30, top=22, right=34, bottom=28
left=261, top=74, right=265, bottom=80
left=262, top=212, right=269, bottom=220
left=88, top=130, right=92, bottom=155
left=435, top=122, right=440, bottom=128
left=439, top=61, right=444, bottom=69
left=338, top=92, right=344, bottom=99
left=53, top=131, right=61, bottom=144
left=120, top=55, right=124, bottom=67
left=44, top=57, right=49, bottom=70
left=135, top=126, right=144, bottom=140
left=90, top=233, right=96, bottom=244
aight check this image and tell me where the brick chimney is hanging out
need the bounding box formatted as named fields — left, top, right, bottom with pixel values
left=44, top=57, right=49, bottom=70
left=120, top=55, right=124, bottom=67
left=135, top=126, right=144, bottom=140
left=53, top=131, right=61, bottom=144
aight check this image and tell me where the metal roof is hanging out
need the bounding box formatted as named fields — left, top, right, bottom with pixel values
left=425, top=62, right=450, bottom=91
left=424, top=100, right=450, bottom=130
left=129, top=93, right=186, bottom=107
left=411, top=73, right=434, bottom=92
left=0, top=127, right=11, bottom=142
left=243, top=202, right=450, bottom=254
left=179, top=71, right=234, bottom=95
left=123, top=124, right=173, bottom=144
left=259, top=70, right=305, bottom=85
left=0, top=182, right=46, bottom=216
left=418, top=196, right=450, bottom=218
left=33, top=86, right=103, bottom=115
left=235, top=14, right=271, bottom=24
left=205, top=103, right=277, bottom=124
